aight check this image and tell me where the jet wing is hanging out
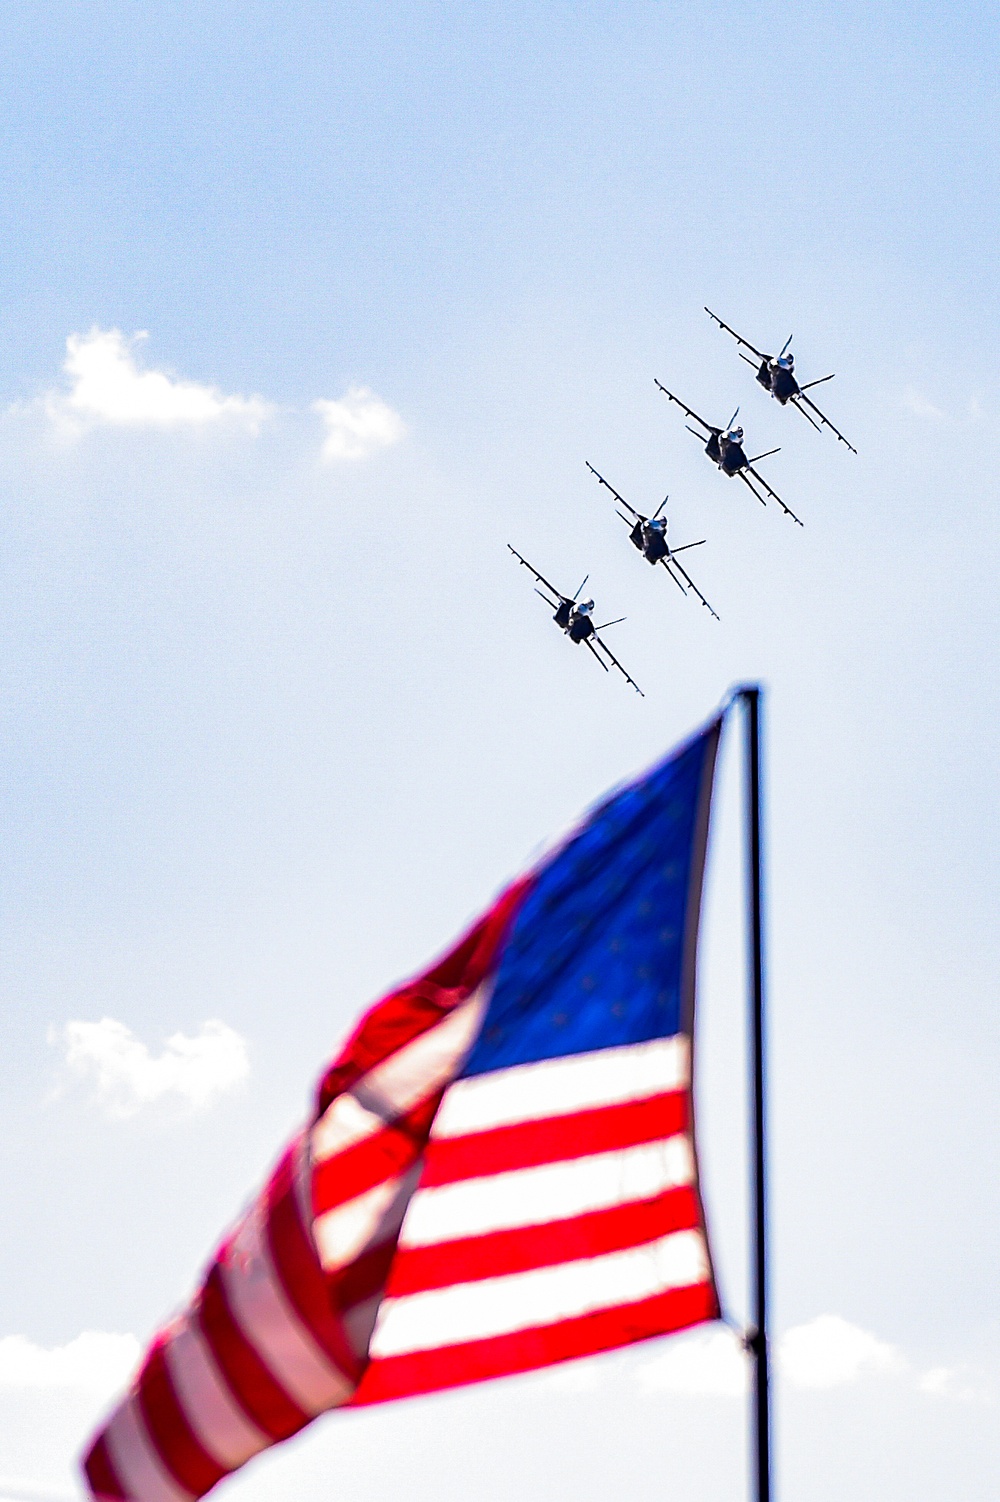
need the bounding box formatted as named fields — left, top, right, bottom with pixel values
left=592, top=634, right=644, bottom=696
left=583, top=638, right=610, bottom=674
left=665, top=552, right=720, bottom=620
left=704, top=307, right=768, bottom=361
left=742, top=468, right=804, bottom=526
left=585, top=461, right=641, bottom=520
left=508, top=545, right=566, bottom=602
left=795, top=392, right=857, bottom=454
left=653, top=381, right=715, bottom=435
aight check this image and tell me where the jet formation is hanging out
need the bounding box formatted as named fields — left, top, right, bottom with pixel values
left=510, top=307, right=854, bottom=695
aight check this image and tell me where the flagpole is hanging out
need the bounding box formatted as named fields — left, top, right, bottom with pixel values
left=739, top=684, right=771, bottom=1502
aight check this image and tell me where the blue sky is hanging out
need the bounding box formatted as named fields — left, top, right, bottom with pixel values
left=1, top=3, right=998, bottom=1500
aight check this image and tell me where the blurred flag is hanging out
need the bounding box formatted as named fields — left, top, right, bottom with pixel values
left=85, top=713, right=723, bottom=1502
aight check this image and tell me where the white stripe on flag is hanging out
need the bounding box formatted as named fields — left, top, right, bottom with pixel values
left=313, top=1164, right=422, bottom=1273
left=431, top=1035, right=690, bottom=1139
left=102, top=1398, right=193, bottom=1502
left=222, top=1206, right=355, bottom=1414
left=370, top=1228, right=710, bottom=1356
left=310, top=1091, right=387, bottom=1166
left=343, top=1296, right=381, bottom=1359
left=162, top=1319, right=269, bottom=1472
left=312, top=987, right=491, bottom=1163
left=399, top=1134, right=694, bottom=1247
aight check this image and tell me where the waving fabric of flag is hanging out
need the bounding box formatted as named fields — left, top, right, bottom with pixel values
left=84, top=714, right=723, bottom=1502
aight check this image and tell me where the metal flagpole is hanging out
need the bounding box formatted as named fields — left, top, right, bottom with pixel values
left=739, top=684, right=771, bottom=1502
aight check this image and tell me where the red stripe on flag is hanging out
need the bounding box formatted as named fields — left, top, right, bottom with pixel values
left=386, top=1184, right=704, bottom=1295
left=311, top=1094, right=442, bottom=1216
left=83, top=1434, right=126, bottom=1502
left=135, top=1340, right=227, bottom=1499
left=327, top=1237, right=398, bottom=1313
left=352, top=1280, right=720, bottom=1404
left=265, top=1148, right=362, bottom=1381
left=315, top=880, right=529, bottom=1116
left=197, top=1266, right=310, bottom=1442
left=78, top=881, right=529, bottom=1502
left=420, top=1091, right=690, bottom=1187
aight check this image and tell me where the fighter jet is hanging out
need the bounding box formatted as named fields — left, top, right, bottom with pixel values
left=654, top=381, right=803, bottom=525
left=584, top=462, right=719, bottom=619
left=508, top=546, right=643, bottom=695
left=705, top=308, right=856, bottom=454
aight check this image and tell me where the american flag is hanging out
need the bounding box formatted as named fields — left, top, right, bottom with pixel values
left=84, top=715, right=722, bottom=1502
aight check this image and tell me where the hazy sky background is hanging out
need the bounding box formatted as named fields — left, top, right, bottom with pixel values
left=1, top=3, right=998, bottom=1500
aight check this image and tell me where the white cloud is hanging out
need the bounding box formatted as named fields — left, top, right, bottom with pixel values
left=0, top=1482, right=79, bottom=1502
left=635, top=1316, right=978, bottom=1400
left=901, top=385, right=945, bottom=421
left=532, top=1320, right=932, bottom=1400
left=44, top=328, right=272, bottom=434
left=48, top=1016, right=250, bottom=1119
left=918, top=1366, right=994, bottom=1405
left=637, top=1325, right=747, bottom=1395
left=528, top=1356, right=606, bottom=1392
left=780, top=1315, right=906, bottom=1389
left=312, top=385, right=407, bottom=461
left=0, top=1332, right=139, bottom=1395
left=918, top=1365, right=956, bottom=1395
